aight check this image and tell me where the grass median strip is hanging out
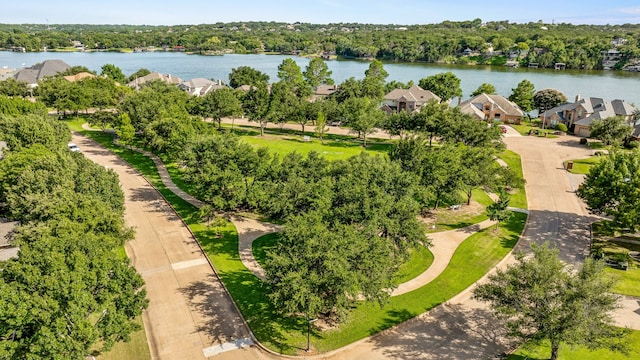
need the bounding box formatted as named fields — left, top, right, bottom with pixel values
left=79, top=128, right=527, bottom=355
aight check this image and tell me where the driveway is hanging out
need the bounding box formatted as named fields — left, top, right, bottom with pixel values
left=73, top=134, right=254, bottom=359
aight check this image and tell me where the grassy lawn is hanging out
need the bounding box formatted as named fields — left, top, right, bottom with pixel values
left=424, top=189, right=491, bottom=233
left=95, top=318, right=150, bottom=360
left=510, top=123, right=560, bottom=137
left=606, top=268, right=640, bottom=297
left=75, top=122, right=527, bottom=355
left=239, top=134, right=390, bottom=161
left=392, top=245, right=434, bottom=285
left=498, top=150, right=527, bottom=209
left=564, top=156, right=601, bottom=174
left=508, top=330, right=640, bottom=360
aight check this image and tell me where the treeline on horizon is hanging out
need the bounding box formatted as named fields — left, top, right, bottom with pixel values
left=1, top=20, right=639, bottom=70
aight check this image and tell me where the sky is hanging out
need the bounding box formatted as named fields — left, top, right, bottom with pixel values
left=2, top=0, right=640, bottom=26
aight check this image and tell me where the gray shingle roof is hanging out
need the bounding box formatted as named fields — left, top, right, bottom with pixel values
left=459, top=93, right=524, bottom=117
left=13, top=59, right=71, bottom=85
left=384, top=85, right=441, bottom=103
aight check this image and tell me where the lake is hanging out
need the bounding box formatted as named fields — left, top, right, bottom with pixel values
left=1, top=51, right=640, bottom=106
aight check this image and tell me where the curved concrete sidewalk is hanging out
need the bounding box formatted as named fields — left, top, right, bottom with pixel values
left=392, top=219, right=495, bottom=296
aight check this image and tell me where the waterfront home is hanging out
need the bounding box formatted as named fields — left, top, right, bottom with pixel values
left=12, top=59, right=71, bottom=87
left=63, top=72, right=96, bottom=82
left=127, top=72, right=183, bottom=90
left=311, top=84, right=338, bottom=101
left=541, top=95, right=637, bottom=137
left=458, top=93, right=524, bottom=124
left=179, top=78, right=226, bottom=96
left=381, top=85, right=441, bottom=114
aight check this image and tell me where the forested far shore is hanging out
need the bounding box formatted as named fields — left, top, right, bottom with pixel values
left=1, top=20, right=640, bottom=70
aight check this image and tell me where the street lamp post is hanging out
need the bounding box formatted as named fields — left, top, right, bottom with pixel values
left=306, top=317, right=318, bottom=352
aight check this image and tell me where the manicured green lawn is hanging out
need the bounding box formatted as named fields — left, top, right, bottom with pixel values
left=510, top=123, right=559, bottom=137
left=606, top=268, right=640, bottom=297
left=95, top=318, right=150, bottom=360
left=78, top=127, right=527, bottom=355
left=508, top=329, right=640, bottom=360
left=564, top=156, right=601, bottom=174
left=240, top=135, right=390, bottom=161
left=392, top=245, right=434, bottom=285
left=498, top=150, right=527, bottom=209
left=424, top=189, right=493, bottom=233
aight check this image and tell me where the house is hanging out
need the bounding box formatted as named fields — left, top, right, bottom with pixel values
left=602, top=49, right=621, bottom=70
left=63, top=72, right=96, bottom=82
left=12, top=59, right=71, bottom=87
left=127, top=72, right=183, bottom=90
left=311, top=84, right=338, bottom=101
left=381, top=85, right=441, bottom=114
left=458, top=93, right=525, bottom=124
left=178, top=78, right=226, bottom=96
left=541, top=95, right=638, bottom=137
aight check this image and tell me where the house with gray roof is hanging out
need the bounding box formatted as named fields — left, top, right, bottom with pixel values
left=12, top=59, right=71, bottom=87
left=458, top=93, right=525, bottom=124
left=127, top=72, right=183, bottom=90
left=382, top=85, right=441, bottom=114
left=178, top=78, right=226, bottom=96
left=541, top=95, right=638, bottom=137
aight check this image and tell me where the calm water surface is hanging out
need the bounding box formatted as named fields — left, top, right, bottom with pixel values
left=1, top=51, right=639, bottom=105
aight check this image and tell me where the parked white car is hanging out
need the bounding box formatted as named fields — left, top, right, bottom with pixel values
left=67, top=143, right=81, bottom=152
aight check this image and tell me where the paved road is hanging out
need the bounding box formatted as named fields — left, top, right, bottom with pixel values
left=72, top=134, right=254, bottom=359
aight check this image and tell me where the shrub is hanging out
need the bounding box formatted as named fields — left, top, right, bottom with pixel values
left=579, top=138, right=588, bottom=145
left=555, top=123, right=568, bottom=132
left=624, top=140, right=639, bottom=149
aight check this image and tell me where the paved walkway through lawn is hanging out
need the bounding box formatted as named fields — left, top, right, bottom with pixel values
left=104, top=126, right=498, bottom=296
left=85, top=124, right=640, bottom=359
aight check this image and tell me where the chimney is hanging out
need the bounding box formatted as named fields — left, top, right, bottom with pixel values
left=575, top=94, right=581, bottom=102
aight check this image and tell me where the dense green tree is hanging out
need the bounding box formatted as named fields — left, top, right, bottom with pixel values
left=577, top=151, right=640, bottom=231
left=0, top=114, right=69, bottom=151
left=509, top=79, right=536, bottom=113
left=277, top=58, right=311, bottom=98
left=0, top=95, right=46, bottom=116
left=195, top=87, right=243, bottom=127
left=474, top=243, right=628, bottom=360
left=100, top=63, right=126, bottom=84
left=534, top=88, right=568, bottom=114
left=116, top=113, right=135, bottom=149
left=418, top=72, right=462, bottom=102
left=243, top=83, right=271, bottom=136
left=330, top=76, right=362, bottom=104
left=125, top=68, right=151, bottom=83
left=486, top=191, right=511, bottom=228
left=470, top=83, right=496, bottom=96
left=361, top=60, right=388, bottom=100
left=588, top=115, right=633, bottom=146
left=314, top=111, right=329, bottom=143
left=229, top=65, right=270, bottom=89
left=265, top=211, right=396, bottom=322
left=59, top=65, right=94, bottom=76
left=0, top=78, right=29, bottom=97
left=460, top=146, right=503, bottom=205
left=118, top=80, right=190, bottom=131
left=339, top=97, right=382, bottom=146
left=142, top=116, right=206, bottom=157
left=303, top=57, right=334, bottom=89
